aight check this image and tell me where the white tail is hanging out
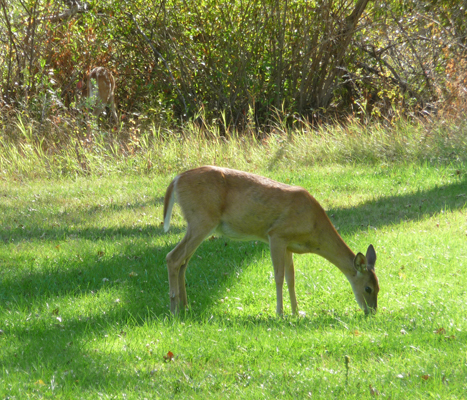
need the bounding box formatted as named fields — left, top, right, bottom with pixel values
left=163, top=166, right=379, bottom=316
left=86, top=67, right=118, bottom=124
left=164, top=176, right=177, bottom=232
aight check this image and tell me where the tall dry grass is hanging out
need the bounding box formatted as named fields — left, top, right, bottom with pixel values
left=1, top=105, right=466, bottom=182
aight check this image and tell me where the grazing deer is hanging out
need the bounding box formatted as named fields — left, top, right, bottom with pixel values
left=163, top=166, right=380, bottom=316
left=85, top=67, right=118, bottom=124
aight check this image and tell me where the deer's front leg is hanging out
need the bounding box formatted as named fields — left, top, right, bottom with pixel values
left=269, top=236, right=288, bottom=316
left=284, top=250, right=298, bottom=315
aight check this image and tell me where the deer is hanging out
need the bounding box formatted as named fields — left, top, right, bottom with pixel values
left=79, top=67, right=118, bottom=125
left=163, top=166, right=380, bottom=316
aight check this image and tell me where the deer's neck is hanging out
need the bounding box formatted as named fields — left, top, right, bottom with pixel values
left=315, top=230, right=356, bottom=278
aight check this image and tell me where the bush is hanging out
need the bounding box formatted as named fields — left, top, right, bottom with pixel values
left=1, top=0, right=466, bottom=133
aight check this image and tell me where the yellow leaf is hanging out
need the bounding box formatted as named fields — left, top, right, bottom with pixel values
left=35, top=379, right=45, bottom=385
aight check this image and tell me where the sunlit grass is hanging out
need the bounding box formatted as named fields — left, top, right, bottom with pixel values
left=1, top=150, right=466, bottom=398
left=1, top=113, right=467, bottom=181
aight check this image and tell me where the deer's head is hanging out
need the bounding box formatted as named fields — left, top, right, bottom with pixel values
left=350, top=244, right=379, bottom=315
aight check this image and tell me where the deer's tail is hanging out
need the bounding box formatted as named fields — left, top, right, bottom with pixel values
left=163, top=177, right=177, bottom=232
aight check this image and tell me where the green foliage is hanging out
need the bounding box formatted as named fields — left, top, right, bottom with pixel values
left=2, top=0, right=466, bottom=131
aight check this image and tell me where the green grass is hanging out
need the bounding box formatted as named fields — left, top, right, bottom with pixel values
left=1, top=151, right=466, bottom=399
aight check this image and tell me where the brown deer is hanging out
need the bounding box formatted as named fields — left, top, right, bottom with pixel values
left=163, top=166, right=380, bottom=316
left=83, top=67, right=118, bottom=124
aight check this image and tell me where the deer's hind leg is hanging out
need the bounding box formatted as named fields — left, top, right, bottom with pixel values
left=166, top=222, right=216, bottom=314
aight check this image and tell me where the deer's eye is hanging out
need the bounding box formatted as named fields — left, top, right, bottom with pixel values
left=365, top=286, right=372, bottom=294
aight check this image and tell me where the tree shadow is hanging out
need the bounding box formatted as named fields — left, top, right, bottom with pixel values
left=0, top=196, right=165, bottom=243
left=1, top=175, right=466, bottom=392
left=1, top=174, right=466, bottom=315
left=327, top=175, right=467, bottom=233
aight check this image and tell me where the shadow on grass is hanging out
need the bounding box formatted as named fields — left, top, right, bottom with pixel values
left=327, top=175, right=467, bottom=233
left=2, top=293, right=466, bottom=395
left=1, top=174, right=466, bottom=243
left=0, top=174, right=466, bottom=392
left=0, top=195, right=164, bottom=242
left=1, top=173, right=466, bottom=314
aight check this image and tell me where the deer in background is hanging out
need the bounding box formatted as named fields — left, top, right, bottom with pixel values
left=78, top=67, right=118, bottom=125
left=163, top=166, right=380, bottom=316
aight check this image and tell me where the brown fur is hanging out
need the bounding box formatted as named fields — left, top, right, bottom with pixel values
left=87, top=67, right=118, bottom=124
left=164, top=166, right=379, bottom=315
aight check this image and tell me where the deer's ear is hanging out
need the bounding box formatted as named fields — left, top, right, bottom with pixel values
left=354, top=252, right=367, bottom=274
left=366, top=244, right=377, bottom=270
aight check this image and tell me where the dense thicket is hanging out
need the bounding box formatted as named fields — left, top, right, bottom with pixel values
left=1, top=0, right=466, bottom=133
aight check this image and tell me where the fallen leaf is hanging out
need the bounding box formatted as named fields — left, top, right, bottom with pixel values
left=163, top=351, right=174, bottom=361
left=35, top=379, right=46, bottom=385
left=422, top=374, right=430, bottom=380
left=434, top=327, right=446, bottom=335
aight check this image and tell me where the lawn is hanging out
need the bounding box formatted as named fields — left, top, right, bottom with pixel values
left=1, top=135, right=467, bottom=398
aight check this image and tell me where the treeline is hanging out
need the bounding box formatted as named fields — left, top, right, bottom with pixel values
left=1, top=0, right=466, bottom=133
